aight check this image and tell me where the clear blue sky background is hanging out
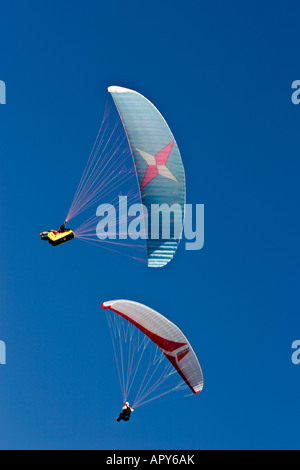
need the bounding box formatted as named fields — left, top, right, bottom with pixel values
left=1, top=0, right=300, bottom=450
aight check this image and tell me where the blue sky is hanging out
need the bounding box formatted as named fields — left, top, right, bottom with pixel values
left=1, top=0, right=300, bottom=450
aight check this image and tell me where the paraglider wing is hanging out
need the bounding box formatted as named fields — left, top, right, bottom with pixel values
left=108, top=86, right=186, bottom=268
left=102, top=300, right=203, bottom=394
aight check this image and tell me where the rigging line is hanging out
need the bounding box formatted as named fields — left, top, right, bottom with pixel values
left=93, top=169, right=137, bottom=205
left=72, top=120, right=125, bottom=212
left=71, top=162, right=134, bottom=219
left=66, top=106, right=109, bottom=221
left=124, top=337, right=137, bottom=400
left=72, top=131, right=127, bottom=214
left=133, top=354, right=170, bottom=407
left=89, top=146, right=133, bottom=197
left=134, top=382, right=186, bottom=409
left=73, top=195, right=145, bottom=238
left=68, top=147, right=133, bottom=221
left=73, top=237, right=147, bottom=264
left=106, top=312, right=125, bottom=401
left=134, top=358, right=178, bottom=404
left=67, top=98, right=114, bottom=209
left=74, top=235, right=146, bottom=251
left=118, top=326, right=127, bottom=402
left=131, top=359, right=153, bottom=408
left=134, top=365, right=179, bottom=408
left=124, top=335, right=151, bottom=400
left=86, top=143, right=132, bottom=198
left=71, top=119, right=109, bottom=207
left=67, top=110, right=125, bottom=221
left=71, top=185, right=135, bottom=235
left=75, top=234, right=146, bottom=249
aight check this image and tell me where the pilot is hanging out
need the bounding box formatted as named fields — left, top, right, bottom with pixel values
left=116, top=402, right=134, bottom=422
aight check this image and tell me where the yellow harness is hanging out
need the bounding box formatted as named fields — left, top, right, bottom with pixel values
left=47, top=229, right=75, bottom=246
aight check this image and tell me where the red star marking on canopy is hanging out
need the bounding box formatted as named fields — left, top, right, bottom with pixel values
left=136, top=140, right=178, bottom=190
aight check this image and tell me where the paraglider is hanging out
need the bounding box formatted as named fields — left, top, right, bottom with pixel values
left=102, top=300, right=203, bottom=410
left=40, top=86, right=186, bottom=266
left=40, top=222, right=74, bottom=246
